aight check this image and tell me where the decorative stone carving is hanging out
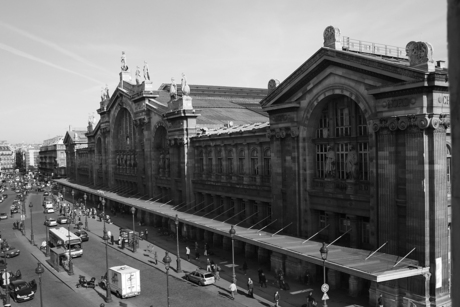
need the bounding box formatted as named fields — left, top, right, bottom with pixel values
left=323, top=26, right=342, bottom=49
left=121, top=51, right=128, bottom=71
left=405, top=41, right=435, bottom=71
left=346, top=145, right=358, bottom=180
left=267, top=79, right=280, bottom=95
left=170, top=77, right=177, bottom=99
left=372, top=114, right=448, bottom=132
left=135, top=66, right=141, bottom=85
left=181, top=73, right=190, bottom=96
left=143, top=61, right=150, bottom=81
left=289, top=127, right=299, bottom=138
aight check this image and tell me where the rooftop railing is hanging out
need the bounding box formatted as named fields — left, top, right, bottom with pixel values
left=342, top=36, right=407, bottom=59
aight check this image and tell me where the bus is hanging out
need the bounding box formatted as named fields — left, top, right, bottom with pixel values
left=48, top=227, right=83, bottom=258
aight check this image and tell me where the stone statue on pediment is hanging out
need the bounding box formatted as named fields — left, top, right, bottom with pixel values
left=104, top=84, right=110, bottom=100
left=121, top=51, right=128, bottom=71
left=170, top=77, right=177, bottom=99
left=100, top=87, right=105, bottom=101
left=346, top=145, right=358, bottom=180
left=143, top=61, right=150, bottom=81
left=135, top=66, right=141, bottom=85
left=181, top=73, right=190, bottom=96
left=325, top=145, right=336, bottom=178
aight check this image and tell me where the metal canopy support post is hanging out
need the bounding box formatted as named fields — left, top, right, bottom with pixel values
left=212, top=207, right=234, bottom=220
left=257, top=219, right=278, bottom=232
left=223, top=209, right=246, bottom=223
left=160, top=200, right=173, bottom=207
left=248, top=215, right=271, bottom=229
left=271, top=222, right=293, bottom=237
left=202, top=205, right=224, bottom=218
left=393, top=247, right=416, bottom=267
left=182, top=201, right=204, bottom=214
left=327, top=228, right=351, bottom=247
left=193, top=203, right=214, bottom=214
left=235, top=212, right=259, bottom=226
left=302, top=224, right=330, bottom=243
left=365, top=241, right=388, bottom=260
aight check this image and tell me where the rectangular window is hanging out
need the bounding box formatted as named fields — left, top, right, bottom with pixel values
left=358, top=142, right=369, bottom=180
left=316, top=109, right=329, bottom=139
left=337, top=143, right=349, bottom=179
left=263, top=157, right=271, bottom=176
left=207, top=157, right=213, bottom=173
left=238, top=157, right=245, bottom=174
left=335, top=107, right=351, bottom=137
left=357, top=111, right=367, bottom=136
left=217, top=157, right=223, bottom=174
left=316, top=144, right=328, bottom=178
left=251, top=157, right=258, bottom=175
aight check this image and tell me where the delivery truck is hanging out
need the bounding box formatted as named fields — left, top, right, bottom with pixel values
left=108, top=265, right=140, bottom=298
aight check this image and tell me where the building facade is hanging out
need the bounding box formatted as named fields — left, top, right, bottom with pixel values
left=60, top=27, right=451, bottom=306
left=25, top=149, right=39, bottom=172
left=39, top=136, right=66, bottom=179
left=0, top=145, right=15, bottom=175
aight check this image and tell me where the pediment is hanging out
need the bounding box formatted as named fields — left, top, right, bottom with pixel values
left=260, top=47, right=427, bottom=110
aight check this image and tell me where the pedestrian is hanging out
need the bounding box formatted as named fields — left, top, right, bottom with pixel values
left=204, top=242, right=208, bottom=256
left=307, top=291, right=317, bottom=307
left=215, top=264, right=221, bottom=281
left=206, top=258, right=211, bottom=272
left=260, top=272, right=267, bottom=288
left=258, top=268, right=263, bottom=285
left=274, top=291, right=280, bottom=307
left=186, top=246, right=190, bottom=260
left=247, top=277, right=254, bottom=298
left=242, top=261, right=248, bottom=275
left=110, top=235, right=114, bottom=245
left=145, top=228, right=148, bottom=241
left=195, top=249, right=200, bottom=260
left=154, top=251, right=158, bottom=265
left=378, top=294, right=383, bottom=307
left=229, top=281, right=237, bottom=300
left=107, top=230, right=111, bottom=242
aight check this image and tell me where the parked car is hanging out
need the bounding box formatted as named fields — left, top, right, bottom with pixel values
left=0, top=246, right=20, bottom=258
left=184, top=269, right=215, bottom=286
left=44, top=208, right=55, bottom=214
left=57, top=216, right=68, bottom=224
left=44, top=218, right=57, bottom=227
left=0, top=213, right=8, bottom=220
left=43, top=191, right=49, bottom=196
left=74, top=230, right=89, bottom=242
left=8, top=279, right=36, bottom=303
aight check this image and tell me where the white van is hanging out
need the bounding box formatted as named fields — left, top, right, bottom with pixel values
left=108, top=265, right=140, bottom=298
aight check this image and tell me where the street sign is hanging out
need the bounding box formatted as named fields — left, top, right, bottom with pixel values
left=322, top=293, right=330, bottom=301
left=321, top=283, right=329, bottom=293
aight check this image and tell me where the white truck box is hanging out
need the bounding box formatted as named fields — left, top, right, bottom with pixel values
left=109, top=265, right=141, bottom=298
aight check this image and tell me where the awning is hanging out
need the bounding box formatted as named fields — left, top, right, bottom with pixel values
left=55, top=179, right=429, bottom=282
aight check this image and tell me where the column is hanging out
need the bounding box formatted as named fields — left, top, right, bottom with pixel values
left=327, top=268, right=341, bottom=290
left=223, top=236, right=232, bottom=251
left=234, top=240, right=245, bottom=255
left=212, top=233, right=222, bottom=248
left=348, top=215, right=358, bottom=248
left=285, top=256, right=302, bottom=280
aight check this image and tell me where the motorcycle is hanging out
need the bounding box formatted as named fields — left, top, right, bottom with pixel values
left=76, top=275, right=96, bottom=288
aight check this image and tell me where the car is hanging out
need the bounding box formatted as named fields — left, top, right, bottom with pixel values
left=74, top=230, right=89, bottom=242
left=184, top=269, right=215, bottom=286
left=15, top=190, right=20, bottom=193
left=8, top=279, right=36, bottom=303
left=0, top=246, right=20, bottom=258
left=2, top=194, right=7, bottom=199
left=44, top=218, right=57, bottom=227
left=0, top=213, right=8, bottom=220
left=44, top=208, right=55, bottom=214
left=43, top=191, right=49, bottom=196
left=57, top=216, right=68, bottom=224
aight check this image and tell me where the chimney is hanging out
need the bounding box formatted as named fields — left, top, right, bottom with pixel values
left=437, top=60, right=446, bottom=69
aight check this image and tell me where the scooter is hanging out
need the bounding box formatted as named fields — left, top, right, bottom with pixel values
left=76, top=275, right=96, bottom=288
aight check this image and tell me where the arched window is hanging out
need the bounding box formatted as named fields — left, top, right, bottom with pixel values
left=263, top=148, right=271, bottom=176
left=227, top=150, right=234, bottom=174
left=250, top=149, right=258, bottom=175
left=314, top=96, right=369, bottom=181
left=238, top=149, right=245, bottom=175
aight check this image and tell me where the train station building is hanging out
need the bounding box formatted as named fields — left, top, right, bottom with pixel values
left=56, top=26, right=451, bottom=306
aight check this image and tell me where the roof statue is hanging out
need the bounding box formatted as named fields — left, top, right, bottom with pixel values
left=104, top=84, right=110, bottom=100
left=323, top=26, right=342, bottom=49
left=267, top=79, right=280, bottom=95
left=170, top=77, right=177, bottom=99
left=143, top=61, right=150, bottom=81
left=100, top=86, right=105, bottom=101
left=121, top=51, right=128, bottom=71
left=88, top=113, right=96, bottom=127
left=181, top=73, right=190, bottom=96
left=405, top=41, right=434, bottom=70
left=135, top=66, right=141, bottom=85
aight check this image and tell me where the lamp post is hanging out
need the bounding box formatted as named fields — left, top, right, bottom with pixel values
left=163, top=252, right=171, bottom=307
left=229, top=225, right=236, bottom=284
left=2, top=244, right=10, bottom=307
left=320, top=242, right=329, bottom=307
left=71, top=189, right=75, bottom=216
left=44, top=216, right=50, bottom=257
left=29, top=202, right=34, bottom=245
left=62, top=187, right=66, bottom=201
left=67, top=217, right=74, bottom=276
left=84, top=194, right=89, bottom=231
left=35, top=262, right=44, bottom=307
left=101, top=198, right=113, bottom=303
left=131, top=207, right=136, bottom=253
left=175, top=214, right=182, bottom=273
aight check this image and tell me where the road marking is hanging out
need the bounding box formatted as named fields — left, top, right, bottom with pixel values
left=290, top=288, right=313, bottom=295
left=224, top=263, right=238, bottom=268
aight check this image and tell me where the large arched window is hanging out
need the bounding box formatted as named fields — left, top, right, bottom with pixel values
left=314, top=96, right=369, bottom=181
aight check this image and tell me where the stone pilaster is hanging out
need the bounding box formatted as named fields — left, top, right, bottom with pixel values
left=270, top=252, right=284, bottom=274
left=234, top=240, right=244, bottom=255
left=285, top=256, right=302, bottom=281
left=212, top=233, right=222, bottom=248
left=223, top=236, right=232, bottom=251
left=327, top=212, right=338, bottom=243
left=327, top=268, right=341, bottom=290
left=348, top=215, right=358, bottom=248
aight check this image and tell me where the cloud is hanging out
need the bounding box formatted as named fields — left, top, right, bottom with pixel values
left=0, top=21, right=112, bottom=75
left=0, top=42, right=103, bottom=84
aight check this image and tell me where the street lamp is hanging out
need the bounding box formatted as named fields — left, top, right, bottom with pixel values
left=175, top=214, right=182, bottom=273
left=35, top=262, right=44, bottom=307
left=102, top=198, right=113, bottom=303
left=44, top=216, right=50, bottom=257
left=163, top=252, right=171, bottom=307
left=320, top=242, right=329, bottom=307
left=84, top=193, right=89, bottom=231
left=67, top=217, right=74, bottom=276
left=2, top=244, right=10, bottom=307
left=131, top=207, right=136, bottom=253
left=29, top=202, right=34, bottom=245
left=71, top=189, right=75, bottom=213
left=229, top=225, right=236, bottom=284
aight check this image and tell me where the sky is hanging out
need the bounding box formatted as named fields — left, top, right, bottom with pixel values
left=0, top=0, right=448, bottom=144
